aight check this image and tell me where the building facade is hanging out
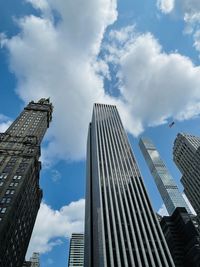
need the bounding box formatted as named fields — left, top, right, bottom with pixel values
left=160, top=207, right=200, bottom=267
left=139, top=137, right=200, bottom=266
left=68, top=233, right=84, bottom=267
left=22, top=253, right=40, bottom=267
left=22, top=262, right=31, bottom=267
left=173, top=133, right=200, bottom=223
left=139, top=137, right=190, bottom=215
left=84, top=103, right=175, bottom=267
left=0, top=99, right=53, bottom=267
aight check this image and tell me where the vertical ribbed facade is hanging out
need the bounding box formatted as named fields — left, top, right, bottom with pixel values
left=139, top=137, right=190, bottom=215
left=0, top=99, right=52, bottom=267
left=173, top=133, right=200, bottom=224
left=68, top=233, right=84, bottom=267
left=84, top=103, right=175, bottom=267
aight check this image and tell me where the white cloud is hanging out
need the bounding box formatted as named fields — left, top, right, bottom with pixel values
left=26, top=0, right=49, bottom=11
left=27, top=199, right=85, bottom=258
left=51, top=169, right=61, bottom=182
left=157, top=0, right=175, bottom=14
left=157, top=203, right=168, bottom=216
left=109, top=25, right=136, bottom=44
left=0, top=114, right=12, bottom=132
left=184, top=12, right=200, bottom=34
left=105, top=27, right=200, bottom=136
left=193, top=29, right=200, bottom=52
left=157, top=0, right=200, bottom=53
left=2, top=0, right=200, bottom=163
left=157, top=0, right=200, bottom=15
left=1, top=0, right=117, bottom=163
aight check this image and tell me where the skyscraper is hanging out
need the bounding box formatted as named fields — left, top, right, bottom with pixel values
left=84, top=103, right=175, bottom=267
left=139, top=137, right=190, bottom=215
left=139, top=137, right=200, bottom=266
left=161, top=207, right=200, bottom=267
left=0, top=98, right=53, bottom=267
left=173, top=133, right=200, bottom=224
left=68, top=233, right=84, bottom=267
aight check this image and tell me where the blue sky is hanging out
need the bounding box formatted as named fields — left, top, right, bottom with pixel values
left=1, top=0, right=200, bottom=266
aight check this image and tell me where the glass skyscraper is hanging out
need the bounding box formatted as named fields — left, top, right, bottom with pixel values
left=84, top=103, right=175, bottom=267
left=139, top=137, right=191, bottom=215
left=173, top=133, right=200, bottom=224
left=0, top=99, right=52, bottom=267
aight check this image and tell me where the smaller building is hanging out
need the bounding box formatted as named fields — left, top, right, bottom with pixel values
left=22, top=262, right=31, bottom=267
left=22, top=253, right=40, bottom=267
left=160, top=207, right=200, bottom=267
left=68, top=233, right=84, bottom=267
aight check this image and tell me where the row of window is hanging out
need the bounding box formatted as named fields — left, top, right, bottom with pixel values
left=1, top=197, right=11, bottom=204
left=0, top=174, right=8, bottom=179
left=5, top=189, right=15, bottom=195
left=10, top=111, right=43, bottom=135
left=0, top=174, right=22, bottom=180
left=9, top=182, right=19, bottom=187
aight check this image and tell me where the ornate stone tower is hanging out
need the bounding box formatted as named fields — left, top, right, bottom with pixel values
left=0, top=98, right=53, bottom=267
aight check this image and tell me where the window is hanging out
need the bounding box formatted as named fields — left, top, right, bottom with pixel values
left=9, top=182, right=14, bottom=187
left=13, top=175, right=22, bottom=180
left=1, top=208, right=7, bottom=214
left=14, top=183, right=18, bottom=187
left=6, top=198, right=11, bottom=204
left=1, top=198, right=6, bottom=203
left=0, top=174, right=7, bottom=180
left=0, top=182, right=3, bottom=186
left=11, top=190, right=15, bottom=195
left=5, top=190, right=10, bottom=195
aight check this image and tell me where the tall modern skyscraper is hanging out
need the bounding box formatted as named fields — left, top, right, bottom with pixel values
left=173, top=133, right=200, bottom=224
left=84, top=103, right=175, bottom=267
left=139, top=137, right=200, bottom=266
left=68, top=233, right=84, bottom=267
left=0, top=98, right=53, bottom=267
left=139, top=137, right=191, bottom=215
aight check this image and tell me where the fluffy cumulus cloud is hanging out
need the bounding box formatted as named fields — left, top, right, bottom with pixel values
left=1, top=0, right=118, bottom=163
left=157, top=0, right=200, bottom=53
left=105, top=27, right=200, bottom=135
left=27, top=199, right=85, bottom=257
left=2, top=0, right=200, bottom=163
